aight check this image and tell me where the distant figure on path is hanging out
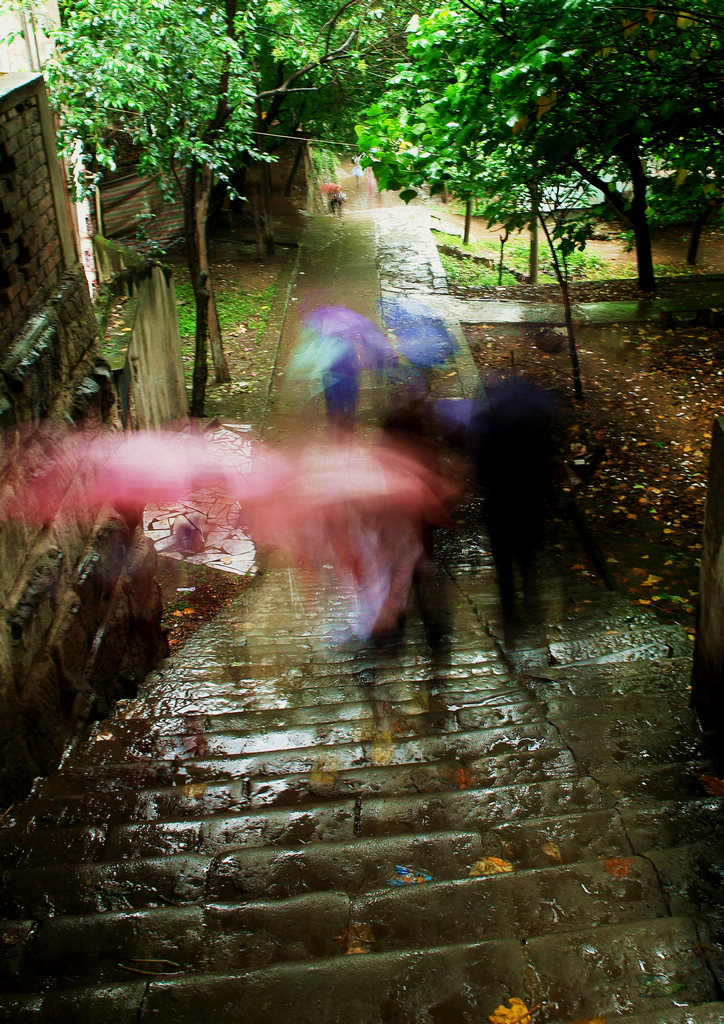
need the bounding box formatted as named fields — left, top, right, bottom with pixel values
left=351, top=156, right=364, bottom=190
left=329, top=188, right=346, bottom=216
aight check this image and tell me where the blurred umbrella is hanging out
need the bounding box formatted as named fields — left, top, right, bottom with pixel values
left=319, top=183, right=343, bottom=195
left=6, top=425, right=293, bottom=524
left=288, top=306, right=397, bottom=424
left=242, top=433, right=461, bottom=637
left=301, top=305, right=397, bottom=370
left=433, top=397, right=485, bottom=440
left=380, top=296, right=458, bottom=367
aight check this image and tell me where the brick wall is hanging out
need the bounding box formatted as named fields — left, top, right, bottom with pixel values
left=1, top=75, right=71, bottom=348
left=0, top=73, right=167, bottom=805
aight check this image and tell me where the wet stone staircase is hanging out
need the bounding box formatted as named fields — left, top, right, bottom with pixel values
left=1, top=530, right=724, bottom=1023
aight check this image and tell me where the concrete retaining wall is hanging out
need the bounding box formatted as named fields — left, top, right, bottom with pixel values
left=94, top=238, right=188, bottom=429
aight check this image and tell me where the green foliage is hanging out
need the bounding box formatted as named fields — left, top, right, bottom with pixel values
left=357, top=0, right=724, bottom=290
left=175, top=278, right=275, bottom=341
left=438, top=251, right=518, bottom=288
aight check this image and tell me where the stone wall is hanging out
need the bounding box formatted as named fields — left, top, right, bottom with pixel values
left=692, top=416, right=724, bottom=729
left=0, top=73, right=167, bottom=805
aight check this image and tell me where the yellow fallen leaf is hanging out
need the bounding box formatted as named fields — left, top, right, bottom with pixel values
left=182, top=782, right=208, bottom=798
left=310, top=754, right=339, bottom=787
left=470, top=856, right=513, bottom=877
left=489, top=996, right=537, bottom=1023
left=371, top=729, right=393, bottom=765
left=542, top=840, right=562, bottom=862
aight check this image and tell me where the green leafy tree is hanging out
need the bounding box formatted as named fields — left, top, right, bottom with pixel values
left=15, top=0, right=408, bottom=414
left=358, top=0, right=724, bottom=293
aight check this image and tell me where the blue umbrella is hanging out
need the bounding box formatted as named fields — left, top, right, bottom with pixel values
left=380, top=296, right=458, bottom=367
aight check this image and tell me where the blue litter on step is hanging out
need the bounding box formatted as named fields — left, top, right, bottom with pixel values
left=387, top=864, right=432, bottom=886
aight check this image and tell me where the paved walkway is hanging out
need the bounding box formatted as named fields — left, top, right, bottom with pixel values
left=1, top=192, right=723, bottom=1023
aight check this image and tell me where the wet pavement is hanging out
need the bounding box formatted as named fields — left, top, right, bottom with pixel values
left=1, top=176, right=724, bottom=1022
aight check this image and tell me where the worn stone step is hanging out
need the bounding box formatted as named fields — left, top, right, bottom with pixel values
left=0, top=773, right=605, bottom=869
left=524, top=914, right=718, bottom=1022
left=75, top=697, right=545, bottom=765
left=645, top=840, right=724, bottom=925
left=12, top=742, right=581, bottom=833
left=595, top=1003, right=724, bottom=1024
left=526, top=655, right=694, bottom=699
left=6, top=854, right=678, bottom=990
left=0, top=829, right=486, bottom=916
left=29, top=721, right=562, bottom=793
left=111, top=679, right=540, bottom=733
left=2, top=916, right=716, bottom=1024
left=510, top=621, right=691, bottom=671
left=0, top=941, right=526, bottom=1024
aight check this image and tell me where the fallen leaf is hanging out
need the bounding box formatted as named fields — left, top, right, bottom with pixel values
left=310, top=754, right=339, bottom=787
left=334, top=922, right=375, bottom=954
left=542, top=840, right=562, bottom=862
left=488, top=996, right=538, bottom=1023
left=699, top=774, right=724, bottom=796
left=603, top=856, right=635, bottom=878
left=470, top=857, right=513, bottom=876
left=371, top=728, right=393, bottom=765
left=456, top=767, right=475, bottom=790
left=387, top=864, right=432, bottom=885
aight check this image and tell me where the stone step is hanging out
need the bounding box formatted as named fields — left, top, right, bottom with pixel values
left=525, top=655, right=694, bottom=699
left=74, top=697, right=544, bottom=763
left=597, top=1004, right=724, bottom=1024
left=1, top=918, right=717, bottom=1023
left=110, top=679, right=540, bottom=732
left=510, top=621, right=692, bottom=672
left=5, top=854, right=683, bottom=989
left=0, top=773, right=606, bottom=869
left=12, top=742, right=582, bottom=831
left=0, top=829, right=486, bottom=916
left=25, top=721, right=562, bottom=793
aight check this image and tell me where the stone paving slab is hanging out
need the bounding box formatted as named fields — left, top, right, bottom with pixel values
left=139, top=941, right=529, bottom=1024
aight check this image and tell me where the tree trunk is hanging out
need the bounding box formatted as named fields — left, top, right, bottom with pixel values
left=194, top=165, right=230, bottom=383
left=571, top=152, right=656, bottom=293
left=538, top=212, right=583, bottom=402
left=528, top=207, right=539, bottom=284
left=687, top=200, right=721, bottom=265
left=183, top=163, right=206, bottom=417
left=260, top=161, right=275, bottom=257
left=190, top=272, right=209, bottom=418
left=251, top=182, right=265, bottom=260
left=625, top=154, right=656, bottom=293
left=285, top=142, right=304, bottom=197
left=498, top=228, right=509, bottom=286
left=463, top=197, right=472, bottom=245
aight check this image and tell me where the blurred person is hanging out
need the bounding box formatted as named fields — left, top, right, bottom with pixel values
left=468, top=376, right=560, bottom=638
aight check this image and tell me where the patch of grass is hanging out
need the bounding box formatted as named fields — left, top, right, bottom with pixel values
left=439, top=250, right=518, bottom=288
left=174, top=278, right=277, bottom=391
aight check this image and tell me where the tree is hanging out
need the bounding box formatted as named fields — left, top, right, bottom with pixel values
left=18, top=0, right=412, bottom=415
left=357, top=0, right=724, bottom=293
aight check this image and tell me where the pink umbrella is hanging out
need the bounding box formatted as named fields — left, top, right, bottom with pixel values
left=5, top=424, right=293, bottom=525
left=241, top=433, right=461, bottom=637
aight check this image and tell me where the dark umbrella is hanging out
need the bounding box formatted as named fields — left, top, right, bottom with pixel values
left=380, top=296, right=458, bottom=367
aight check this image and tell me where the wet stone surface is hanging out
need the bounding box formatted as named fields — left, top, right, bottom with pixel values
left=1, top=185, right=723, bottom=1022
